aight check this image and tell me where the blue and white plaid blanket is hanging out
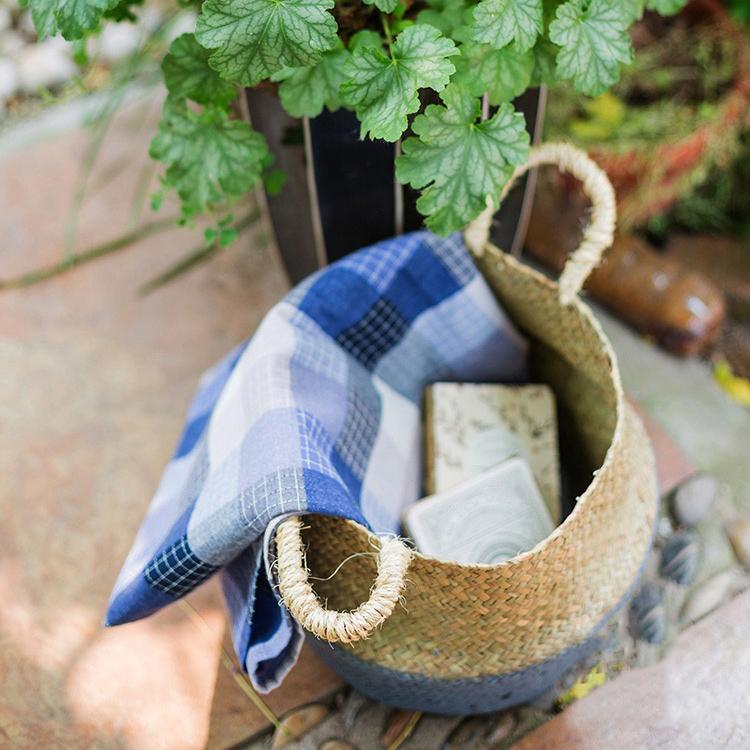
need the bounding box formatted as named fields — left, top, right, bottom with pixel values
left=106, top=231, right=528, bottom=691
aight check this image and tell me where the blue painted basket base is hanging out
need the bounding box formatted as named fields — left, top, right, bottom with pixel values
left=309, top=538, right=653, bottom=715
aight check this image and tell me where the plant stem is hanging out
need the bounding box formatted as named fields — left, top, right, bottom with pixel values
left=381, top=13, right=394, bottom=56
left=138, top=210, right=259, bottom=295
left=0, top=215, right=178, bottom=291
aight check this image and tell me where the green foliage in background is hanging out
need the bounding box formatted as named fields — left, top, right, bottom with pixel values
left=27, top=0, right=687, bottom=236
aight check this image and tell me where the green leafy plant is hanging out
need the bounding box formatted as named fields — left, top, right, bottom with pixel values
left=25, top=0, right=687, bottom=237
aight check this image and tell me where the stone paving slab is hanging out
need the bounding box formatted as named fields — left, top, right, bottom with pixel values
left=511, top=590, right=750, bottom=750
left=597, top=308, right=750, bottom=513
left=0, top=94, right=343, bottom=750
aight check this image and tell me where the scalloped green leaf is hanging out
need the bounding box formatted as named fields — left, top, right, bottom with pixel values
left=396, top=85, right=530, bottom=234
left=417, top=0, right=470, bottom=38
left=362, top=0, right=399, bottom=13
left=646, top=0, right=687, bottom=15
left=273, top=42, right=350, bottom=117
left=549, top=0, right=633, bottom=96
left=195, top=0, right=338, bottom=86
left=470, top=0, right=543, bottom=52
left=26, top=0, right=119, bottom=40
left=340, top=23, right=459, bottom=142
left=453, top=42, right=534, bottom=104
left=162, top=34, right=238, bottom=107
left=150, top=98, right=269, bottom=219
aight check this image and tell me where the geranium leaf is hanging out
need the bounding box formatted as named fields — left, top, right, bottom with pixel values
left=417, top=0, right=470, bottom=38
left=549, top=0, right=633, bottom=96
left=341, top=23, right=459, bottom=142
left=396, top=85, right=530, bottom=234
left=453, top=42, right=534, bottom=104
left=149, top=98, right=269, bottom=220
left=646, top=0, right=687, bottom=15
left=162, top=34, right=237, bottom=107
left=195, top=0, right=338, bottom=86
left=470, top=0, right=543, bottom=52
left=26, top=0, right=119, bottom=40
left=349, top=29, right=383, bottom=51
left=273, top=42, right=350, bottom=117
left=362, top=0, right=399, bottom=13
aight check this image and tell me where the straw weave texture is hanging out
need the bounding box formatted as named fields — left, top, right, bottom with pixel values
left=295, top=242, right=658, bottom=680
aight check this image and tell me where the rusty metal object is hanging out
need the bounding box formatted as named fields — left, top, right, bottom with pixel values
left=525, top=186, right=726, bottom=356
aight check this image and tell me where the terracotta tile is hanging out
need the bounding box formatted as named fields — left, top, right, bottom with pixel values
left=510, top=591, right=750, bottom=750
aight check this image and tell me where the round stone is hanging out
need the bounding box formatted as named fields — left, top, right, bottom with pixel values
left=727, top=516, right=750, bottom=568
left=97, top=22, right=142, bottom=64
left=0, top=57, right=18, bottom=100
left=681, top=569, right=741, bottom=624
left=17, top=38, right=76, bottom=94
left=671, top=474, right=720, bottom=527
left=629, top=583, right=666, bottom=644
left=272, top=704, right=330, bottom=749
left=660, top=530, right=700, bottom=586
left=318, top=740, right=356, bottom=750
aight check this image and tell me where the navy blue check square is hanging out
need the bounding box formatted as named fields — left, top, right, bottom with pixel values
left=335, top=299, right=407, bottom=369
left=144, top=536, right=217, bottom=596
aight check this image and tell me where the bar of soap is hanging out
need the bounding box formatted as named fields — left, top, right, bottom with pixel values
left=403, top=457, right=555, bottom=565
left=424, top=382, right=560, bottom=523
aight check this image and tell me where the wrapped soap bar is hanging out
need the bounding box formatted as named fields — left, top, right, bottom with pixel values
left=424, top=382, right=560, bottom=522
left=403, top=457, right=555, bottom=565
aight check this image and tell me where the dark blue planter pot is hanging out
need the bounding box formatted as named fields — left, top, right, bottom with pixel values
left=245, top=88, right=546, bottom=284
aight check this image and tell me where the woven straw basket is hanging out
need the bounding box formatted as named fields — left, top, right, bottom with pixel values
left=275, top=143, right=659, bottom=715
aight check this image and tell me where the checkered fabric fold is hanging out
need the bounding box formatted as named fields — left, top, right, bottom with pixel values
left=106, top=231, right=528, bottom=691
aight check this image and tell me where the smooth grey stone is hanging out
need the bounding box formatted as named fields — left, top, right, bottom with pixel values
left=656, top=513, right=675, bottom=544
left=694, top=513, right=737, bottom=586
left=629, top=583, right=666, bottom=645
left=660, top=530, right=700, bottom=586
left=682, top=568, right=745, bottom=624
left=671, top=474, right=720, bottom=527
left=443, top=711, right=517, bottom=750
left=318, top=740, right=356, bottom=750
left=728, top=516, right=750, bottom=568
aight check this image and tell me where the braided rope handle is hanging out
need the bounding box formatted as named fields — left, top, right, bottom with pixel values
left=276, top=515, right=412, bottom=643
left=464, top=142, right=617, bottom=305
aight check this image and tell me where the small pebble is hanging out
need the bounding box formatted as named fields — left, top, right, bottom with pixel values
left=0, top=5, right=12, bottom=33
left=694, top=514, right=737, bottom=585
left=382, top=710, right=421, bottom=747
left=96, top=22, right=142, bottom=63
left=660, top=530, right=700, bottom=586
left=273, top=704, right=330, bottom=749
left=671, top=474, right=720, bottom=527
left=629, top=583, right=666, bottom=644
left=164, top=9, right=198, bottom=44
left=727, top=516, right=750, bottom=568
left=681, top=569, right=740, bottom=624
left=0, top=57, right=18, bottom=100
left=138, top=7, right=165, bottom=33
left=656, top=514, right=675, bottom=543
left=485, top=712, right=517, bottom=745
left=443, top=716, right=486, bottom=749
left=319, top=740, right=356, bottom=750
left=1, top=29, right=25, bottom=56
left=19, top=9, right=38, bottom=38
left=341, top=690, right=369, bottom=731
left=16, top=38, right=76, bottom=93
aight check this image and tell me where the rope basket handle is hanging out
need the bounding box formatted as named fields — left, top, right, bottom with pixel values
left=276, top=515, right=412, bottom=643
left=464, top=142, right=617, bottom=305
